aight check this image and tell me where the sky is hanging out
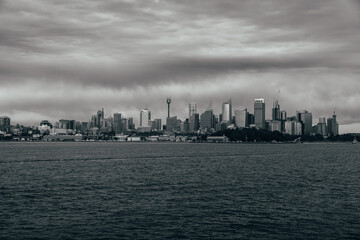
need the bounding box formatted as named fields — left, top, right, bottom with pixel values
left=0, top=0, right=360, bottom=133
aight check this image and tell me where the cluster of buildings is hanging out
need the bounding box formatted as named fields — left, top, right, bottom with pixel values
left=0, top=97, right=340, bottom=140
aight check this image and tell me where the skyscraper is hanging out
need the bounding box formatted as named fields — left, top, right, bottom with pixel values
left=151, top=119, right=162, bottom=131
left=166, top=116, right=178, bottom=132
left=296, top=110, right=312, bottom=135
left=272, top=99, right=281, bottom=120
left=316, top=117, right=327, bottom=136
left=140, top=109, right=151, bottom=127
left=254, top=98, right=265, bottom=129
left=0, top=116, right=10, bottom=133
left=189, top=102, right=197, bottom=119
left=234, top=108, right=248, bottom=128
left=113, top=113, right=123, bottom=133
left=189, top=113, right=200, bottom=132
left=327, top=112, right=339, bottom=136
left=222, top=99, right=232, bottom=123
left=285, top=118, right=302, bottom=135
left=200, top=109, right=214, bottom=130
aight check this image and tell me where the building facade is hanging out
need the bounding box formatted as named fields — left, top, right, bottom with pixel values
left=222, top=99, right=232, bottom=123
left=254, top=98, right=265, bottom=129
left=234, top=108, right=248, bottom=128
left=140, top=109, right=151, bottom=127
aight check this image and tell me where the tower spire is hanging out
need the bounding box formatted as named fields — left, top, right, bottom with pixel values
left=166, top=97, right=171, bottom=118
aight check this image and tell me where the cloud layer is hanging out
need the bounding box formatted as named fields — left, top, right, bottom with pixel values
left=0, top=0, right=359, bottom=132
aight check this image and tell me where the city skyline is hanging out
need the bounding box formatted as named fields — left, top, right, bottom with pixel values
left=1, top=1, right=360, bottom=133
left=0, top=96, right=350, bottom=133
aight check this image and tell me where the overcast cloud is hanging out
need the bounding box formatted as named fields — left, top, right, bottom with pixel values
left=1, top=0, right=360, bottom=132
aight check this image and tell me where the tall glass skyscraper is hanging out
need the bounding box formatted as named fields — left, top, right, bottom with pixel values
left=272, top=99, right=281, bottom=120
left=140, top=109, right=151, bottom=127
left=222, top=99, right=232, bottom=123
left=189, top=102, right=197, bottom=119
left=254, top=98, right=265, bottom=129
left=296, top=110, right=312, bottom=135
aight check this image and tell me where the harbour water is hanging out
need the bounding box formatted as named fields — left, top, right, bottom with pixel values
left=0, top=142, right=359, bottom=239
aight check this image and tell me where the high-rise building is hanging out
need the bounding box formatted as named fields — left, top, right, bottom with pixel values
left=113, top=113, right=123, bottom=133
left=272, top=99, right=281, bottom=120
left=200, top=109, right=214, bottom=130
left=327, top=112, right=339, bottom=136
left=189, top=102, right=197, bottom=119
left=296, top=110, right=312, bottom=135
left=268, top=120, right=281, bottom=132
left=180, top=119, right=190, bottom=133
left=222, top=99, right=232, bottom=123
left=254, top=98, right=265, bottom=129
left=140, top=109, right=151, bottom=127
left=166, top=116, right=178, bottom=132
left=285, top=117, right=302, bottom=135
left=234, top=108, right=248, bottom=128
left=81, top=122, right=89, bottom=131
left=96, top=109, right=104, bottom=128
left=189, top=113, right=200, bottom=132
left=247, top=113, right=254, bottom=126
left=0, top=116, right=11, bottom=133
left=127, top=118, right=135, bottom=130
left=59, top=119, right=75, bottom=130
left=151, top=119, right=162, bottom=131
left=316, top=117, right=327, bottom=136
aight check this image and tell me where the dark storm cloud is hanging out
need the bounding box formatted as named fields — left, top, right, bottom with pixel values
left=0, top=0, right=360, bottom=130
left=0, top=53, right=353, bottom=89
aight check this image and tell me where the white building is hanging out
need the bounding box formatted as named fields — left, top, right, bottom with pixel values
left=235, top=107, right=248, bottom=128
left=140, top=109, right=151, bottom=127
left=222, top=99, right=232, bottom=123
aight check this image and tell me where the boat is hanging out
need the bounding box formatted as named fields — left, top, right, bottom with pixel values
left=352, top=138, right=358, bottom=144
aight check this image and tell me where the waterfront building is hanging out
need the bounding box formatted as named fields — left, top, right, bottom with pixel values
left=113, top=113, right=123, bottom=133
left=127, top=118, right=135, bottom=130
left=234, top=107, right=248, bottom=128
left=81, top=122, right=89, bottom=131
left=189, top=102, right=197, bottom=120
left=316, top=118, right=327, bottom=136
left=189, top=113, right=200, bottom=132
left=180, top=119, right=190, bottom=133
left=59, top=119, right=75, bottom=130
left=272, top=99, right=281, bottom=120
left=284, top=118, right=302, bottom=135
left=151, top=119, right=162, bottom=131
left=140, top=109, right=151, bottom=127
left=0, top=116, right=11, bottom=133
left=215, top=122, right=228, bottom=131
left=296, top=110, right=313, bottom=135
left=166, top=116, right=178, bottom=132
left=97, top=109, right=104, bottom=128
left=222, top=99, right=232, bottom=123
left=247, top=113, right=254, bottom=126
left=268, top=120, right=281, bottom=132
left=200, top=109, right=214, bottom=130
left=327, top=112, right=339, bottom=136
left=254, top=98, right=265, bottom=129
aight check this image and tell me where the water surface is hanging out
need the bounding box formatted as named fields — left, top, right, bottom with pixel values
left=1, top=142, right=359, bottom=239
